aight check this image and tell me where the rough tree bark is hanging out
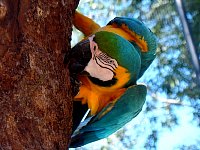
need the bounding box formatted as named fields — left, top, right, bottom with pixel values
left=0, top=0, right=79, bottom=149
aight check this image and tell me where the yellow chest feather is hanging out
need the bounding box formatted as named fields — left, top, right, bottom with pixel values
left=74, top=66, right=130, bottom=115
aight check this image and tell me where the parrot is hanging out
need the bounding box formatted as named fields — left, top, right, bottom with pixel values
left=66, top=11, right=157, bottom=148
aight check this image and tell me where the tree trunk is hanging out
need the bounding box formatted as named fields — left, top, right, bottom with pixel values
left=0, top=0, right=79, bottom=149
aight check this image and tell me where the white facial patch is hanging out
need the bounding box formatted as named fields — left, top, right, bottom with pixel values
left=84, top=35, right=118, bottom=81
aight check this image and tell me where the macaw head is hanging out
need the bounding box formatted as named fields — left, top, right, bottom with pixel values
left=67, top=17, right=157, bottom=115
left=91, top=31, right=141, bottom=86
left=68, top=31, right=141, bottom=89
left=68, top=17, right=157, bottom=89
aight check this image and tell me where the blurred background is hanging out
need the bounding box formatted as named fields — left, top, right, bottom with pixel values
left=70, top=0, right=200, bottom=149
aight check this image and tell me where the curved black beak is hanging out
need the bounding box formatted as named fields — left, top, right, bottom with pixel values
left=65, top=39, right=91, bottom=74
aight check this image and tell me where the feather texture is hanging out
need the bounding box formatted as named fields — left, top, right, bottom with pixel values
left=70, top=85, right=147, bottom=148
left=68, top=12, right=157, bottom=148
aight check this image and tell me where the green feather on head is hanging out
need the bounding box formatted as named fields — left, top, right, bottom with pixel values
left=94, top=31, right=142, bottom=86
left=108, top=17, right=157, bottom=78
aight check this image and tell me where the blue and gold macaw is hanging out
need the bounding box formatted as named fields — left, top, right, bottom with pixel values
left=67, top=11, right=157, bottom=148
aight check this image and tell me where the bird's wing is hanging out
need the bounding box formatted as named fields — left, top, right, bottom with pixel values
left=70, top=84, right=147, bottom=148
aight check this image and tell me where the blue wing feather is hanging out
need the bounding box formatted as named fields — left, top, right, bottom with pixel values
left=70, top=84, right=147, bottom=148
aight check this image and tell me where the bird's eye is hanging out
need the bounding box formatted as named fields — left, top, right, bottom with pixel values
left=109, top=60, right=113, bottom=63
left=94, top=46, right=97, bottom=51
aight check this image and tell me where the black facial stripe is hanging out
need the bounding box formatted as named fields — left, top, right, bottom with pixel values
left=94, top=56, right=114, bottom=73
left=96, top=55, right=113, bottom=66
left=112, top=62, right=117, bottom=68
left=98, top=57, right=112, bottom=64
left=99, top=53, right=110, bottom=59
left=98, top=54, right=112, bottom=63
left=95, top=56, right=114, bottom=72
left=96, top=57, right=116, bottom=71
left=88, top=76, right=117, bottom=87
left=95, top=55, right=115, bottom=70
left=97, top=53, right=117, bottom=68
left=99, top=57, right=117, bottom=69
left=95, top=53, right=115, bottom=66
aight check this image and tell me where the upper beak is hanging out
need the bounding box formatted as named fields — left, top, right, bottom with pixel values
left=65, top=39, right=92, bottom=74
